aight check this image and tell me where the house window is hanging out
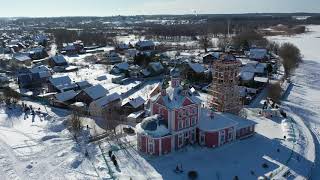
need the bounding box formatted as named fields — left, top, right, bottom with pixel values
left=220, top=131, right=225, bottom=144
left=250, top=126, right=253, bottom=132
left=148, top=139, right=154, bottom=154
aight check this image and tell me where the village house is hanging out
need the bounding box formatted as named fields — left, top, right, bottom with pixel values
left=75, top=84, right=108, bottom=105
left=105, top=51, right=122, bottom=64
left=184, top=62, right=208, bottom=83
left=121, top=96, right=145, bottom=115
left=48, top=76, right=78, bottom=93
left=51, top=90, right=78, bottom=108
left=61, top=40, right=84, bottom=55
left=89, top=92, right=121, bottom=117
left=11, top=53, right=32, bottom=67
left=48, top=55, right=68, bottom=67
left=202, top=52, right=220, bottom=64
left=135, top=40, right=155, bottom=51
left=147, top=62, right=165, bottom=76
left=28, top=46, right=48, bottom=60
left=17, top=65, right=52, bottom=88
left=249, top=48, right=269, bottom=62
left=111, top=62, right=129, bottom=75
left=76, top=80, right=92, bottom=90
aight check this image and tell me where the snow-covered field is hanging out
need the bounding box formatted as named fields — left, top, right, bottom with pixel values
left=269, top=25, right=320, bottom=179
left=0, top=103, right=106, bottom=180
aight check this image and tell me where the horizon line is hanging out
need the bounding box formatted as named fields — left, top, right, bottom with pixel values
left=0, top=12, right=318, bottom=19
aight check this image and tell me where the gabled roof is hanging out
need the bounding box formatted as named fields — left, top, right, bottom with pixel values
left=136, top=40, right=155, bottom=48
left=151, top=84, right=201, bottom=110
left=30, top=65, right=50, bottom=74
left=249, top=48, right=268, bottom=60
left=149, top=62, right=164, bottom=72
left=188, top=62, right=205, bottom=73
left=122, top=96, right=145, bottom=108
left=115, top=62, right=129, bottom=71
left=13, top=53, right=31, bottom=62
left=83, top=84, right=107, bottom=100
left=76, top=80, right=91, bottom=89
left=52, top=55, right=67, bottom=64
left=55, top=90, right=77, bottom=102
left=49, top=76, right=77, bottom=91
left=91, top=93, right=121, bottom=108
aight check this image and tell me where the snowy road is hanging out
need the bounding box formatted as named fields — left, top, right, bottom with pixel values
left=269, top=25, right=320, bottom=179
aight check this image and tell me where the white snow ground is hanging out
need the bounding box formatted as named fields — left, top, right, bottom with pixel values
left=0, top=102, right=106, bottom=180
left=268, top=25, right=320, bottom=179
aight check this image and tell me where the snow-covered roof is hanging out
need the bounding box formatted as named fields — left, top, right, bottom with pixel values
left=203, top=52, right=220, bottom=59
left=188, top=62, right=205, bottom=73
left=149, top=62, right=164, bottom=72
left=135, top=115, right=169, bottom=138
left=92, top=93, right=121, bottom=108
left=199, top=109, right=238, bottom=132
left=115, top=62, right=129, bottom=71
left=49, top=76, right=77, bottom=92
left=151, top=84, right=201, bottom=110
left=83, top=84, right=107, bottom=100
left=240, top=71, right=255, bottom=81
left=128, top=110, right=145, bottom=119
left=96, top=75, right=107, bottom=81
left=29, top=46, right=44, bottom=54
left=14, top=54, right=31, bottom=62
left=30, top=65, right=50, bottom=74
left=71, top=102, right=86, bottom=107
left=122, top=96, right=145, bottom=108
left=76, top=80, right=91, bottom=88
left=254, top=76, right=269, bottom=83
left=55, top=90, right=77, bottom=102
left=52, top=55, right=67, bottom=64
left=141, top=69, right=151, bottom=76
left=249, top=48, right=268, bottom=60
left=221, top=54, right=237, bottom=61
left=136, top=40, right=155, bottom=48
left=199, top=109, right=257, bottom=132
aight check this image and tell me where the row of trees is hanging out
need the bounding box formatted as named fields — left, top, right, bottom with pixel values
left=46, top=29, right=116, bottom=47
left=267, top=42, right=302, bottom=103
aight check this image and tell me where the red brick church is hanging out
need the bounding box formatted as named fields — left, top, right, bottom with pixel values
left=136, top=60, right=256, bottom=156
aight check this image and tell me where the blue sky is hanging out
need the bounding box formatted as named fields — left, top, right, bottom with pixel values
left=1, top=0, right=320, bottom=17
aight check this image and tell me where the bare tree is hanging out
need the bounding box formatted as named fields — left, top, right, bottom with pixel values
left=199, top=35, right=211, bottom=53
left=279, top=43, right=302, bottom=78
left=217, top=38, right=228, bottom=51
left=102, top=105, right=121, bottom=133
left=69, top=110, right=82, bottom=138
left=267, top=82, right=282, bottom=103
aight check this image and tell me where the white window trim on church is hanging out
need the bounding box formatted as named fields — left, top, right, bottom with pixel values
left=148, top=138, right=155, bottom=154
